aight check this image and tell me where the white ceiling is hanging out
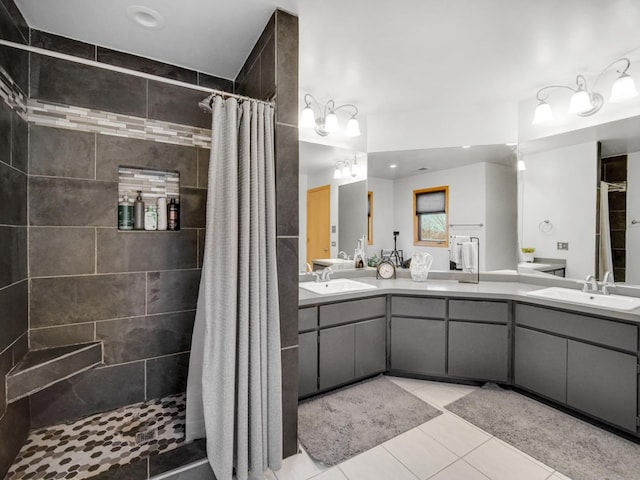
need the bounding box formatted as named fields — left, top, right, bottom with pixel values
left=14, top=0, right=640, bottom=172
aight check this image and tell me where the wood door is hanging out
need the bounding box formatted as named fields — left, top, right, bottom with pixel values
left=307, top=185, right=331, bottom=264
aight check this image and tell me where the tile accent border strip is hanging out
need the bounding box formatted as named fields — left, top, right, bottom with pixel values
left=0, top=47, right=212, bottom=149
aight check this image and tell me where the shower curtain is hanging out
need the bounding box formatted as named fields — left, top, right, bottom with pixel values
left=599, top=182, right=615, bottom=281
left=186, top=95, right=282, bottom=480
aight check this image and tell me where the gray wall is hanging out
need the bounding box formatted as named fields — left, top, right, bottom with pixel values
left=236, top=10, right=300, bottom=458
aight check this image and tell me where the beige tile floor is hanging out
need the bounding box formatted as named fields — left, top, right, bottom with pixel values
left=268, top=376, right=574, bottom=480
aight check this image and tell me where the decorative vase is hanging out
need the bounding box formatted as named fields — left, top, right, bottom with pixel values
left=410, top=252, right=433, bottom=282
left=523, top=252, right=534, bottom=263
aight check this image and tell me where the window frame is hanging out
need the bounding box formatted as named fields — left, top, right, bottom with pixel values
left=413, top=186, right=449, bottom=247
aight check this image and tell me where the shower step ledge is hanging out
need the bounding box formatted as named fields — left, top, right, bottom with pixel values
left=6, top=342, right=103, bottom=403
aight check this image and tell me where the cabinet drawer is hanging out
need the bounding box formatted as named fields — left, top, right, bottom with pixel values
left=449, top=299, right=509, bottom=324
left=299, top=307, right=317, bottom=332
left=319, top=296, right=386, bottom=328
left=516, top=304, right=637, bottom=352
left=391, top=296, right=446, bottom=318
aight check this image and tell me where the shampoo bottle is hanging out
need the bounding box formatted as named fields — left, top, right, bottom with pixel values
left=134, top=191, right=145, bottom=230
left=167, top=198, right=180, bottom=231
left=157, top=197, right=167, bottom=231
left=118, top=195, right=134, bottom=230
left=144, top=205, right=158, bottom=230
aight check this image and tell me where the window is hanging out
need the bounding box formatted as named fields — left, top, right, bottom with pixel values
left=413, top=186, right=448, bottom=246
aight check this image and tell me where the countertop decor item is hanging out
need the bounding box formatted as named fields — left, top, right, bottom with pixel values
left=522, top=247, right=535, bottom=263
left=376, top=258, right=396, bottom=279
left=410, top=252, right=433, bottom=282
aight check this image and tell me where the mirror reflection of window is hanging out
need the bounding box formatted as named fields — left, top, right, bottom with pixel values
left=368, top=191, right=373, bottom=245
left=414, top=186, right=449, bottom=246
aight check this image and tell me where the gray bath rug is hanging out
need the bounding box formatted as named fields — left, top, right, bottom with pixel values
left=298, top=376, right=442, bottom=465
left=447, top=383, right=640, bottom=480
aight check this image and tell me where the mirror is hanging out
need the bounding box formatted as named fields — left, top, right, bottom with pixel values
left=300, top=115, right=640, bottom=285
left=299, top=141, right=367, bottom=271
left=519, top=114, right=640, bottom=285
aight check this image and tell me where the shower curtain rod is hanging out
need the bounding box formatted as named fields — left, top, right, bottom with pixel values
left=199, top=91, right=273, bottom=112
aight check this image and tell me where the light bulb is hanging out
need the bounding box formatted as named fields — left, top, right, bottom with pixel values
left=610, top=73, right=639, bottom=102
left=350, top=160, right=360, bottom=176
left=324, top=111, right=340, bottom=132
left=300, top=105, right=315, bottom=128
left=532, top=101, right=554, bottom=124
left=568, top=89, right=592, bottom=114
left=517, top=159, right=526, bottom=171
left=342, top=164, right=350, bottom=177
left=345, top=116, right=360, bottom=136
left=333, top=166, right=342, bottom=179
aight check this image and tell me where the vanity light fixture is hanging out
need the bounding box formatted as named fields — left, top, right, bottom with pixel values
left=300, top=94, right=360, bottom=137
left=532, top=58, right=638, bottom=125
left=333, top=158, right=360, bottom=179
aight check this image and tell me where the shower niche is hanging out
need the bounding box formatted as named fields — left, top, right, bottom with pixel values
left=117, top=166, right=181, bottom=231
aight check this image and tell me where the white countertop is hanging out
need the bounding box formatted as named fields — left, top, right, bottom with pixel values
left=298, top=273, right=640, bottom=323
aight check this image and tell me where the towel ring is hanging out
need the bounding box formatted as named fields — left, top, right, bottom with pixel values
left=539, top=220, right=553, bottom=233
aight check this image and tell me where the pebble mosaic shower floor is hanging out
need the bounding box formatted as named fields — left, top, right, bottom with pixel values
left=5, top=393, right=186, bottom=479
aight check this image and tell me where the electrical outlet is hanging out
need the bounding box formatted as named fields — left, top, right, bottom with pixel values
left=331, top=241, right=336, bottom=246
left=331, top=225, right=336, bottom=233
left=557, top=242, right=569, bottom=250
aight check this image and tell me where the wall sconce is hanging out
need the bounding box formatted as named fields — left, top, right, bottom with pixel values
left=333, top=158, right=360, bottom=179
left=300, top=93, right=361, bottom=137
left=532, top=58, right=639, bottom=125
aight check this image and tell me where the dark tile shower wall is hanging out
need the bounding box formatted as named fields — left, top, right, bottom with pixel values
left=600, top=155, right=628, bottom=281
left=0, top=0, right=299, bottom=473
left=0, top=1, right=30, bottom=476
left=236, top=10, right=300, bottom=458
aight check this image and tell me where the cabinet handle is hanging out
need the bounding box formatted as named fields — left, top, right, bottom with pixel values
left=632, top=220, right=639, bottom=225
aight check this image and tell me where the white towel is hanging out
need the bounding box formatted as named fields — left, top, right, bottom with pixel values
left=461, top=241, right=478, bottom=273
left=449, top=235, right=470, bottom=268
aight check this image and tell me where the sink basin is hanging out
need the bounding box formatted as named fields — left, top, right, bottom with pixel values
left=526, top=287, right=640, bottom=311
left=299, top=278, right=377, bottom=295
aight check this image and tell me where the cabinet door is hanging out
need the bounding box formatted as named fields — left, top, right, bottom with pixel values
left=514, top=327, right=567, bottom=403
left=355, top=317, right=387, bottom=378
left=299, top=332, right=318, bottom=398
left=448, top=322, right=508, bottom=381
left=567, top=340, right=638, bottom=431
left=390, top=317, right=445, bottom=375
left=319, top=324, right=355, bottom=390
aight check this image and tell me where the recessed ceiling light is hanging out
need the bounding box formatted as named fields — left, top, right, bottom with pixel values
left=462, top=145, right=471, bottom=149
left=126, top=6, right=165, bottom=29
left=389, top=164, right=397, bottom=168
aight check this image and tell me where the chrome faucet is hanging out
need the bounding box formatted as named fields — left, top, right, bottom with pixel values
left=320, top=267, right=333, bottom=282
left=602, top=271, right=614, bottom=295
left=582, top=274, right=598, bottom=292
left=338, top=251, right=349, bottom=260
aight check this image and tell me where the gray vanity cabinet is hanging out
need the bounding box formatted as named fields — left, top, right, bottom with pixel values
left=567, top=340, right=637, bottom=432
left=298, top=307, right=319, bottom=398
left=313, top=297, right=387, bottom=392
left=299, top=331, right=318, bottom=397
left=319, top=324, right=356, bottom=390
left=390, top=297, right=446, bottom=375
left=514, top=326, right=567, bottom=403
left=514, top=303, right=639, bottom=432
left=355, top=317, right=387, bottom=378
left=447, top=300, right=509, bottom=381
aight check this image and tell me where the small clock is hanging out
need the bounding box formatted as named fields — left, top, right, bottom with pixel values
left=376, top=259, right=396, bottom=279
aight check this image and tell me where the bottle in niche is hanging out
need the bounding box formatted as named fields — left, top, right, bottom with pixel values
left=134, top=190, right=145, bottom=230
left=157, top=197, right=167, bottom=230
left=118, top=194, right=134, bottom=230
left=144, top=205, right=158, bottom=230
left=167, top=198, right=180, bottom=231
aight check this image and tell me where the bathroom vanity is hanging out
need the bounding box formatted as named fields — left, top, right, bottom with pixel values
left=298, top=276, right=640, bottom=436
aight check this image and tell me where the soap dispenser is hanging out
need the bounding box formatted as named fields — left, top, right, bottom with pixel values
left=133, top=191, right=145, bottom=230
